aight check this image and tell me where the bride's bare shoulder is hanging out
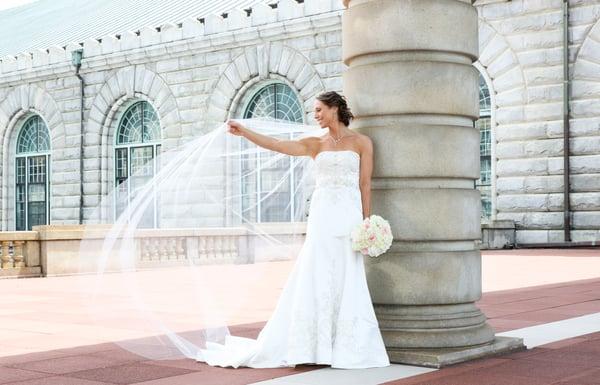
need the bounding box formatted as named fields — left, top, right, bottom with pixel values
left=354, top=133, right=373, bottom=153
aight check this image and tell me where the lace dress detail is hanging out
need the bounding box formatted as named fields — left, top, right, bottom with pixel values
left=315, top=151, right=360, bottom=189
left=197, top=150, right=390, bottom=369
left=312, top=151, right=362, bottom=209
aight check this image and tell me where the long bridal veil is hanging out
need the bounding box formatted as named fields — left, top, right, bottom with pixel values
left=77, top=119, right=322, bottom=360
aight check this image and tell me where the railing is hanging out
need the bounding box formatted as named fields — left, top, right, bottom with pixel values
left=1, top=219, right=514, bottom=279
left=1, top=240, right=23, bottom=268
left=135, top=228, right=247, bottom=266
left=12, top=224, right=307, bottom=276
left=0, top=232, right=41, bottom=277
left=140, top=237, right=188, bottom=262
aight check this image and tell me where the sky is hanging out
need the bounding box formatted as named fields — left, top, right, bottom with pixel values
left=0, top=0, right=38, bottom=11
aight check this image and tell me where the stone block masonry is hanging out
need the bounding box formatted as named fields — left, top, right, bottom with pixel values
left=0, top=0, right=598, bottom=243
left=0, top=0, right=345, bottom=230
left=476, top=0, right=600, bottom=243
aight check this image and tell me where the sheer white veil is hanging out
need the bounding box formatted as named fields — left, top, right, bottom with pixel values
left=77, top=118, right=324, bottom=360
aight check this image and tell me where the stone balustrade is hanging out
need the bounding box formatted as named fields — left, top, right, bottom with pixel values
left=0, top=221, right=508, bottom=279
left=0, top=231, right=41, bottom=278
left=140, top=237, right=188, bottom=262
left=27, top=224, right=306, bottom=276
left=134, top=228, right=248, bottom=267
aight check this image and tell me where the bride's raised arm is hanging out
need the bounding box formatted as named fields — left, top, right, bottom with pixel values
left=227, top=120, right=319, bottom=158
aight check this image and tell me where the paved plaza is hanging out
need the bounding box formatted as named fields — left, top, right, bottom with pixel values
left=1, top=248, right=599, bottom=385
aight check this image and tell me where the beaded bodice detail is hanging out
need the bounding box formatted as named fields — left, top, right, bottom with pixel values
left=314, top=151, right=360, bottom=191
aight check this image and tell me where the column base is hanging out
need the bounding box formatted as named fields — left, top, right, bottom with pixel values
left=387, top=336, right=525, bottom=368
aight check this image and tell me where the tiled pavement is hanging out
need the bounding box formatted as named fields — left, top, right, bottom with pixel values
left=0, top=248, right=599, bottom=385
left=383, top=332, right=600, bottom=385
left=481, top=277, right=600, bottom=333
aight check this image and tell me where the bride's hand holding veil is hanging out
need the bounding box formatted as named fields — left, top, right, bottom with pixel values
left=227, top=120, right=245, bottom=136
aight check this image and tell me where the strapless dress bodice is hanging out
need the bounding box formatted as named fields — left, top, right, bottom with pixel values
left=309, top=151, right=362, bottom=237
left=314, top=150, right=360, bottom=191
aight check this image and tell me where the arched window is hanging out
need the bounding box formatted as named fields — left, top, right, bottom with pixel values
left=476, top=74, right=492, bottom=219
left=241, top=83, right=304, bottom=222
left=115, top=101, right=161, bottom=228
left=15, top=115, right=51, bottom=230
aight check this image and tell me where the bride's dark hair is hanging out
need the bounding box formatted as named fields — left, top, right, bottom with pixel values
left=316, top=91, right=354, bottom=126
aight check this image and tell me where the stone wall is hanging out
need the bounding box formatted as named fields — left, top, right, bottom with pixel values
left=0, top=0, right=599, bottom=244
left=0, top=0, right=344, bottom=229
left=476, top=0, right=600, bottom=244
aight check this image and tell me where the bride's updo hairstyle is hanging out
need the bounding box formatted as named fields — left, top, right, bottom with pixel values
left=316, top=91, right=354, bottom=126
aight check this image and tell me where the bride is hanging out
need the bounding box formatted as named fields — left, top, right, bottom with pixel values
left=197, top=91, right=390, bottom=369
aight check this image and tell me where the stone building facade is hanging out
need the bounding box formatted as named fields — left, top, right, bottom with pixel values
left=0, top=0, right=598, bottom=245
left=476, top=0, right=600, bottom=244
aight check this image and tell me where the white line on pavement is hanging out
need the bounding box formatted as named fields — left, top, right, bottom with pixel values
left=249, top=364, right=435, bottom=385
left=497, top=312, right=600, bottom=348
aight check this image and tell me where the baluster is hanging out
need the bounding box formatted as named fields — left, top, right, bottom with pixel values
left=152, top=239, right=160, bottom=261
left=13, top=241, right=25, bottom=268
left=230, top=237, right=238, bottom=259
left=199, top=237, right=207, bottom=259
left=221, top=236, right=231, bottom=259
left=223, top=237, right=229, bottom=259
left=140, top=239, right=145, bottom=261
left=222, top=237, right=228, bottom=259
left=160, top=238, right=168, bottom=260
left=146, top=238, right=152, bottom=261
left=142, top=239, right=150, bottom=261
left=207, top=237, right=215, bottom=259
left=227, top=236, right=235, bottom=259
left=1, top=241, right=13, bottom=269
left=214, top=237, right=223, bottom=260
left=168, top=238, right=177, bottom=260
left=177, top=238, right=186, bottom=259
left=165, top=238, right=172, bottom=260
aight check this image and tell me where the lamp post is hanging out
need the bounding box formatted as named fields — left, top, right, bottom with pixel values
left=71, top=48, right=84, bottom=225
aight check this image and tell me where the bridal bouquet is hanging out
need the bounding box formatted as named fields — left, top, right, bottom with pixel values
left=351, top=215, right=393, bottom=257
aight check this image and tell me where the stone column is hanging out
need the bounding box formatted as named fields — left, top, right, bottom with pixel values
left=342, top=0, right=524, bottom=367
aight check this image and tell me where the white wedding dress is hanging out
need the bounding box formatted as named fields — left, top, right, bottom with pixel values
left=197, top=150, right=390, bottom=369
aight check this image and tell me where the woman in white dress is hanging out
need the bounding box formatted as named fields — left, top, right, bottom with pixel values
left=197, top=91, right=390, bottom=369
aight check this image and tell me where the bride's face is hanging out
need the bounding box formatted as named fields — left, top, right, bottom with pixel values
left=314, top=100, right=338, bottom=129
